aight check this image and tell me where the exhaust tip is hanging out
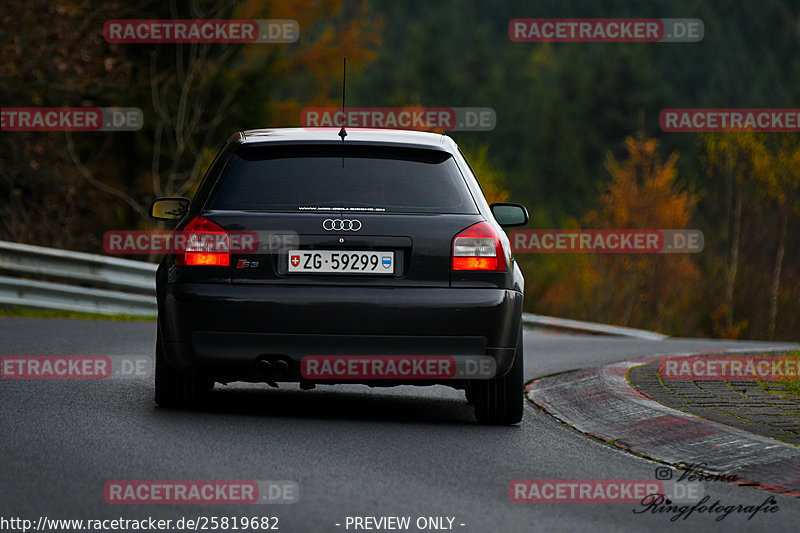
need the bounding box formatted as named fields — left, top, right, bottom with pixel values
left=272, top=359, right=289, bottom=376
left=256, top=360, right=273, bottom=374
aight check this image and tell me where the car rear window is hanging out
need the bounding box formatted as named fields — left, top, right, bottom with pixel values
left=208, top=145, right=478, bottom=214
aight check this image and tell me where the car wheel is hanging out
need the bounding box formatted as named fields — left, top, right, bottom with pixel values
left=154, top=326, right=211, bottom=409
left=472, top=327, right=523, bottom=425
left=465, top=386, right=476, bottom=405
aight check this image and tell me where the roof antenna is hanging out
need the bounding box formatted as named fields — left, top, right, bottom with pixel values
left=338, top=57, right=347, bottom=142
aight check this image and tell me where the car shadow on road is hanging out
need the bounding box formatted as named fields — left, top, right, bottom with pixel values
left=155, top=384, right=482, bottom=426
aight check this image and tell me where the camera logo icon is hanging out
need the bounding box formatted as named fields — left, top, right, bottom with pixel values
left=655, top=467, right=673, bottom=480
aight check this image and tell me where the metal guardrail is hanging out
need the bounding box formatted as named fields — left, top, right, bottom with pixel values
left=521, top=313, right=667, bottom=340
left=0, top=240, right=669, bottom=334
left=0, top=241, right=156, bottom=316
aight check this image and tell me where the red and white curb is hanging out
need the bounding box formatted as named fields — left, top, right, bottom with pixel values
left=526, top=349, right=800, bottom=496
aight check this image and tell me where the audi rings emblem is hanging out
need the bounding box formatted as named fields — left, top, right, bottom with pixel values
left=323, top=219, right=362, bottom=231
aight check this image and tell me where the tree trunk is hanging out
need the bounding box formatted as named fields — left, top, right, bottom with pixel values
left=768, top=208, right=788, bottom=340
left=724, top=173, right=742, bottom=331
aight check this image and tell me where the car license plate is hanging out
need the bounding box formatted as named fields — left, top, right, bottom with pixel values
left=288, top=250, right=394, bottom=274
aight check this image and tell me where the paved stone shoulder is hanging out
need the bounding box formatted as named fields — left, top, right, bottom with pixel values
left=526, top=358, right=800, bottom=496
left=629, top=360, right=800, bottom=446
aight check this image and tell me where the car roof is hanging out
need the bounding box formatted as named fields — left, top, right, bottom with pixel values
left=234, top=128, right=458, bottom=153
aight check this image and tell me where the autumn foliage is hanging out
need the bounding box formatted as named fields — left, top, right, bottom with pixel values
left=701, top=132, right=800, bottom=339
left=537, top=133, right=701, bottom=334
left=0, top=0, right=382, bottom=249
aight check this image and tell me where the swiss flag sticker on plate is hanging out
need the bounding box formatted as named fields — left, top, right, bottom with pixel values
left=290, top=255, right=300, bottom=267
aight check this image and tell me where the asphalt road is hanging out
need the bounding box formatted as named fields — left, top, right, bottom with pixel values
left=1, top=317, right=798, bottom=532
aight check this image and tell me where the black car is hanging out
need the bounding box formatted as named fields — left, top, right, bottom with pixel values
left=151, top=128, right=528, bottom=424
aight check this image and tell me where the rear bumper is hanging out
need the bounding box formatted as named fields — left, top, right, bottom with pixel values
left=159, top=283, right=522, bottom=382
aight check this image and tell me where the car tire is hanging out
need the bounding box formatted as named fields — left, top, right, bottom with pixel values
left=154, top=326, right=211, bottom=409
left=472, top=327, right=523, bottom=425
left=465, top=386, right=476, bottom=405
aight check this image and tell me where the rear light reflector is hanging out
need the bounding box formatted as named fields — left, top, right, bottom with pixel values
left=177, top=216, right=230, bottom=267
left=452, top=222, right=506, bottom=271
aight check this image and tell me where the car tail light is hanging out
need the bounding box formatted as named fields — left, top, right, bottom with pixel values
left=452, top=222, right=506, bottom=271
left=177, top=217, right=230, bottom=267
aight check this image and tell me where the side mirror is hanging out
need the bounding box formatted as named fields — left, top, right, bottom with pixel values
left=150, top=197, right=190, bottom=221
left=490, top=203, right=529, bottom=228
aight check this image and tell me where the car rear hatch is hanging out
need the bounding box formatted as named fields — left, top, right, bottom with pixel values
left=199, top=143, right=483, bottom=288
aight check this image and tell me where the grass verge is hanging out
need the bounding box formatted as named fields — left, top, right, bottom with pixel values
left=0, top=305, right=156, bottom=322
left=779, top=350, right=800, bottom=397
